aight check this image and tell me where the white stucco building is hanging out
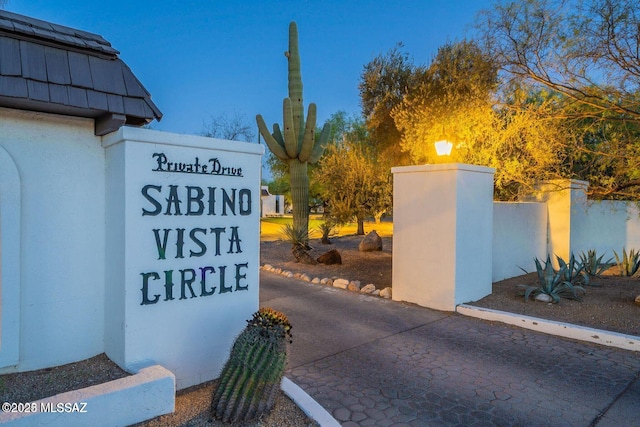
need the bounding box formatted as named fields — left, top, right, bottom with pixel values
left=0, top=10, right=262, bottom=393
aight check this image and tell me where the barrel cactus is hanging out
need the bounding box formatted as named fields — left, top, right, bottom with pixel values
left=257, top=21, right=331, bottom=243
left=211, top=308, right=292, bottom=423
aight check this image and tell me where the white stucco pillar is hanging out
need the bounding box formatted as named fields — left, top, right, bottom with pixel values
left=522, top=179, right=589, bottom=265
left=391, top=163, right=495, bottom=311
left=103, top=127, right=263, bottom=389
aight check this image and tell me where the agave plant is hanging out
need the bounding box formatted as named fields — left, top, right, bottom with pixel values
left=518, top=255, right=586, bottom=303
left=556, top=253, right=590, bottom=286
left=578, top=249, right=613, bottom=277
left=280, top=222, right=308, bottom=248
left=280, top=223, right=316, bottom=264
left=613, top=248, right=640, bottom=277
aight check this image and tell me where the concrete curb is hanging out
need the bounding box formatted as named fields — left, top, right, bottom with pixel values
left=281, top=377, right=341, bottom=427
left=457, top=304, right=639, bottom=352
left=0, top=364, right=175, bottom=426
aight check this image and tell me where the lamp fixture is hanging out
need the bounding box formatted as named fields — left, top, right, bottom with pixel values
left=434, top=140, right=453, bottom=156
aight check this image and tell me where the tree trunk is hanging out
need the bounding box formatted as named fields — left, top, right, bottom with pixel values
left=374, top=212, right=384, bottom=224
left=289, top=159, right=309, bottom=242
left=357, top=217, right=365, bottom=235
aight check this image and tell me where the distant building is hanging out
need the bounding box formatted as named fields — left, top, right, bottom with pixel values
left=260, top=185, right=285, bottom=217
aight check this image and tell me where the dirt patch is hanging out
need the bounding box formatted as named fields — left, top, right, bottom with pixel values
left=135, top=380, right=317, bottom=427
left=0, top=354, right=129, bottom=404
left=261, top=235, right=392, bottom=289
left=261, top=236, right=640, bottom=337
left=470, top=269, right=640, bottom=336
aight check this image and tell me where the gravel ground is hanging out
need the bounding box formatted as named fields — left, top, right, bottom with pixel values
left=0, top=354, right=129, bottom=404
left=260, top=235, right=393, bottom=289
left=0, top=356, right=318, bottom=427
left=134, top=380, right=317, bottom=427
left=471, top=268, right=640, bottom=336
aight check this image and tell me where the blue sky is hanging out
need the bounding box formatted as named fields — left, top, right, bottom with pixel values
left=6, top=0, right=493, bottom=139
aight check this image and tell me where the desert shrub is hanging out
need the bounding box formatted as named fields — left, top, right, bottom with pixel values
left=518, top=255, right=586, bottom=303
left=613, top=248, right=640, bottom=277
left=316, top=218, right=339, bottom=244
left=279, top=223, right=308, bottom=248
left=578, top=249, right=613, bottom=277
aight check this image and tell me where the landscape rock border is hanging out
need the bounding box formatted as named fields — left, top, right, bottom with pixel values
left=260, top=264, right=392, bottom=299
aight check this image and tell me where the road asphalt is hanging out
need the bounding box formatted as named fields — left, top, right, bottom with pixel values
left=259, top=271, right=640, bottom=427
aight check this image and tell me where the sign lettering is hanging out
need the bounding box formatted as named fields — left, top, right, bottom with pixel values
left=139, top=152, right=252, bottom=305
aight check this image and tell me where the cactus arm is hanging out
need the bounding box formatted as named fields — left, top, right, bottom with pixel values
left=272, top=123, right=285, bottom=147
left=308, top=121, right=331, bottom=164
left=257, top=114, right=288, bottom=161
left=298, top=103, right=317, bottom=163
left=283, top=98, right=298, bottom=158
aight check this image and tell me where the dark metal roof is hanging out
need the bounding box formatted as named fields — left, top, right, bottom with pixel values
left=0, top=10, right=162, bottom=135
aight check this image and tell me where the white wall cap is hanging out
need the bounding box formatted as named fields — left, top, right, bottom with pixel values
left=101, top=126, right=265, bottom=155
left=391, top=163, right=495, bottom=175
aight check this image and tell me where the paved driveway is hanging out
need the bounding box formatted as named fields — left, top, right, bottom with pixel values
left=260, top=272, right=640, bottom=427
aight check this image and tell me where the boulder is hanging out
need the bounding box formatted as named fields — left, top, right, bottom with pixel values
left=380, top=287, right=392, bottom=299
left=348, top=281, right=361, bottom=292
left=360, top=284, right=376, bottom=294
left=317, top=249, right=342, bottom=265
left=359, top=230, right=383, bottom=252
left=333, top=278, right=349, bottom=289
left=635, top=295, right=640, bottom=306
left=535, top=293, right=553, bottom=303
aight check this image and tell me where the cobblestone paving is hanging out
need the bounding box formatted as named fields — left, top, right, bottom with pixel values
left=288, top=314, right=640, bottom=427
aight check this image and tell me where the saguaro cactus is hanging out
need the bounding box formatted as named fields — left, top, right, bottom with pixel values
left=257, top=21, right=331, bottom=241
left=211, top=308, right=292, bottom=423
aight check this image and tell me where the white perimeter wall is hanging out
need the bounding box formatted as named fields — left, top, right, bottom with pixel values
left=492, top=202, right=547, bottom=282
left=572, top=200, right=640, bottom=259
left=0, top=108, right=105, bottom=372
left=491, top=186, right=640, bottom=283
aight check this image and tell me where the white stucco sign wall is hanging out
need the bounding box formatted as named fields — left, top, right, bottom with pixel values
left=103, top=127, right=263, bottom=389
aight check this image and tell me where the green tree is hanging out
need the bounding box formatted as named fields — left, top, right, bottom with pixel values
left=392, top=40, right=575, bottom=200
left=314, top=116, right=392, bottom=234
left=359, top=44, right=422, bottom=166
left=393, top=41, right=498, bottom=164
